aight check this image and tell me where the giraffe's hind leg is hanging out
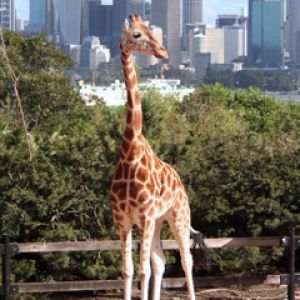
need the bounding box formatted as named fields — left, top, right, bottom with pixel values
left=150, top=218, right=166, bottom=300
left=167, top=202, right=196, bottom=300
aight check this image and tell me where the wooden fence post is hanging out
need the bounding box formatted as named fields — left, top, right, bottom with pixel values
left=2, top=234, right=11, bottom=300
left=288, top=227, right=295, bottom=300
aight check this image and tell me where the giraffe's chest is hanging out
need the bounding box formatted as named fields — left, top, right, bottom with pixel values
left=111, top=149, right=182, bottom=224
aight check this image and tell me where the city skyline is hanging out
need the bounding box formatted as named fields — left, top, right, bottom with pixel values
left=15, top=0, right=248, bottom=25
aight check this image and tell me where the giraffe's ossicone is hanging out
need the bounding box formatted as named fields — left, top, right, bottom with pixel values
left=110, top=14, right=198, bottom=300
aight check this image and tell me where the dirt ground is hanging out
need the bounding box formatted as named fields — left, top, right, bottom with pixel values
left=49, top=285, right=300, bottom=300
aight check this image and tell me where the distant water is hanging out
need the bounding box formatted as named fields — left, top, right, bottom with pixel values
left=264, top=93, right=300, bottom=102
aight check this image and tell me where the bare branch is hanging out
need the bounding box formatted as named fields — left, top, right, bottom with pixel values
left=0, top=29, right=33, bottom=161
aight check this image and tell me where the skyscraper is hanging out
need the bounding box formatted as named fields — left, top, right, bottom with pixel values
left=0, top=0, right=15, bottom=31
left=89, top=1, right=113, bottom=50
left=127, top=0, right=145, bottom=19
left=152, top=0, right=181, bottom=65
left=248, top=0, right=284, bottom=67
left=45, top=0, right=60, bottom=43
left=285, top=0, right=300, bottom=64
left=216, top=14, right=247, bottom=28
left=82, top=0, right=95, bottom=40
left=57, top=0, right=83, bottom=45
left=182, top=0, right=203, bottom=50
left=29, top=0, right=46, bottom=33
left=111, top=0, right=127, bottom=58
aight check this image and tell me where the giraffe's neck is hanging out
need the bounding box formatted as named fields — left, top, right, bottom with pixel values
left=120, top=45, right=143, bottom=161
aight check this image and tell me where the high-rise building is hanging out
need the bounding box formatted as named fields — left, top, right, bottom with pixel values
left=215, top=15, right=248, bottom=64
left=248, top=0, right=284, bottom=67
left=0, top=0, right=15, bottom=31
left=89, top=1, right=113, bottom=51
left=127, top=0, right=145, bottom=19
left=285, top=0, right=300, bottom=64
left=145, top=1, right=151, bottom=20
left=81, top=36, right=110, bottom=70
left=191, top=27, right=225, bottom=67
left=190, top=23, right=247, bottom=69
left=182, top=0, right=203, bottom=50
left=15, top=16, right=24, bottom=32
left=82, top=0, right=95, bottom=40
left=152, top=0, right=181, bottom=65
left=57, top=0, right=83, bottom=45
left=216, top=14, right=247, bottom=28
left=28, top=0, right=46, bottom=33
left=90, top=43, right=111, bottom=70
left=224, top=25, right=248, bottom=64
left=111, top=0, right=127, bottom=58
left=45, top=0, right=60, bottom=43
left=61, top=44, right=81, bottom=66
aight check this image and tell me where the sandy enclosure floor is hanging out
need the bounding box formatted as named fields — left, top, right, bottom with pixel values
left=47, top=285, right=300, bottom=300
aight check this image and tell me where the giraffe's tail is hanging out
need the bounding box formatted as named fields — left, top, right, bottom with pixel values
left=190, top=226, right=211, bottom=271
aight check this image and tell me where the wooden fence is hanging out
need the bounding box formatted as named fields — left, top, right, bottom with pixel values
left=1, top=228, right=299, bottom=300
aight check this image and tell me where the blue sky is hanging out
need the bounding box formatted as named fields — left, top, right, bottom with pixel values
left=205, top=0, right=248, bottom=24
left=15, top=0, right=248, bottom=25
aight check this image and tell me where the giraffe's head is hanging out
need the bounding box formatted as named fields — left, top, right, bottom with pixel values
left=121, top=14, right=169, bottom=60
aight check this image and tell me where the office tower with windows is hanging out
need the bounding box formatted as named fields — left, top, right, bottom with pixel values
left=82, top=0, right=96, bottom=39
left=216, top=14, right=247, bottom=28
left=29, top=0, right=46, bottom=33
left=152, top=0, right=181, bottom=65
left=285, top=0, right=300, bottom=64
left=111, top=0, right=127, bottom=58
left=248, top=0, right=284, bottom=67
left=57, top=0, right=83, bottom=45
left=127, top=0, right=145, bottom=19
left=89, top=1, right=113, bottom=51
left=81, top=36, right=110, bottom=69
left=0, top=0, right=15, bottom=31
left=182, top=0, right=203, bottom=50
left=45, top=0, right=59, bottom=43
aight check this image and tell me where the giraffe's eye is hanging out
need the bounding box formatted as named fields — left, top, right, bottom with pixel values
left=133, top=33, right=141, bottom=39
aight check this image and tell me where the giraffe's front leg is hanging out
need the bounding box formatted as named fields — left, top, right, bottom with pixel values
left=119, top=227, right=134, bottom=300
left=150, top=218, right=166, bottom=300
left=139, top=219, right=155, bottom=300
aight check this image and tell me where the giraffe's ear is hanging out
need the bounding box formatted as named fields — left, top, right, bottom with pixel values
left=123, top=19, right=129, bottom=33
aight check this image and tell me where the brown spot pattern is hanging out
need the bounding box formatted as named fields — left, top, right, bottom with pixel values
left=114, top=163, right=123, bottom=180
left=129, top=181, right=144, bottom=199
left=124, top=127, right=134, bottom=140
left=121, top=138, right=131, bottom=154
left=127, top=92, right=134, bottom=108
left=137, top=166, right=148, bottom=182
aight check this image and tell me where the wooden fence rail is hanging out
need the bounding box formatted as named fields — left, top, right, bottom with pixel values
left=1, top=229, right=299, bottom=300
left=0, top=236, right=284, bottom=255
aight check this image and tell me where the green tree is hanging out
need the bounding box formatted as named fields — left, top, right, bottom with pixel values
left=203, top=68, right=234, bottom=88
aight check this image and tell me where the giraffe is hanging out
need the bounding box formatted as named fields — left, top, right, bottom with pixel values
left=110, top=14, right=198, bottom=300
